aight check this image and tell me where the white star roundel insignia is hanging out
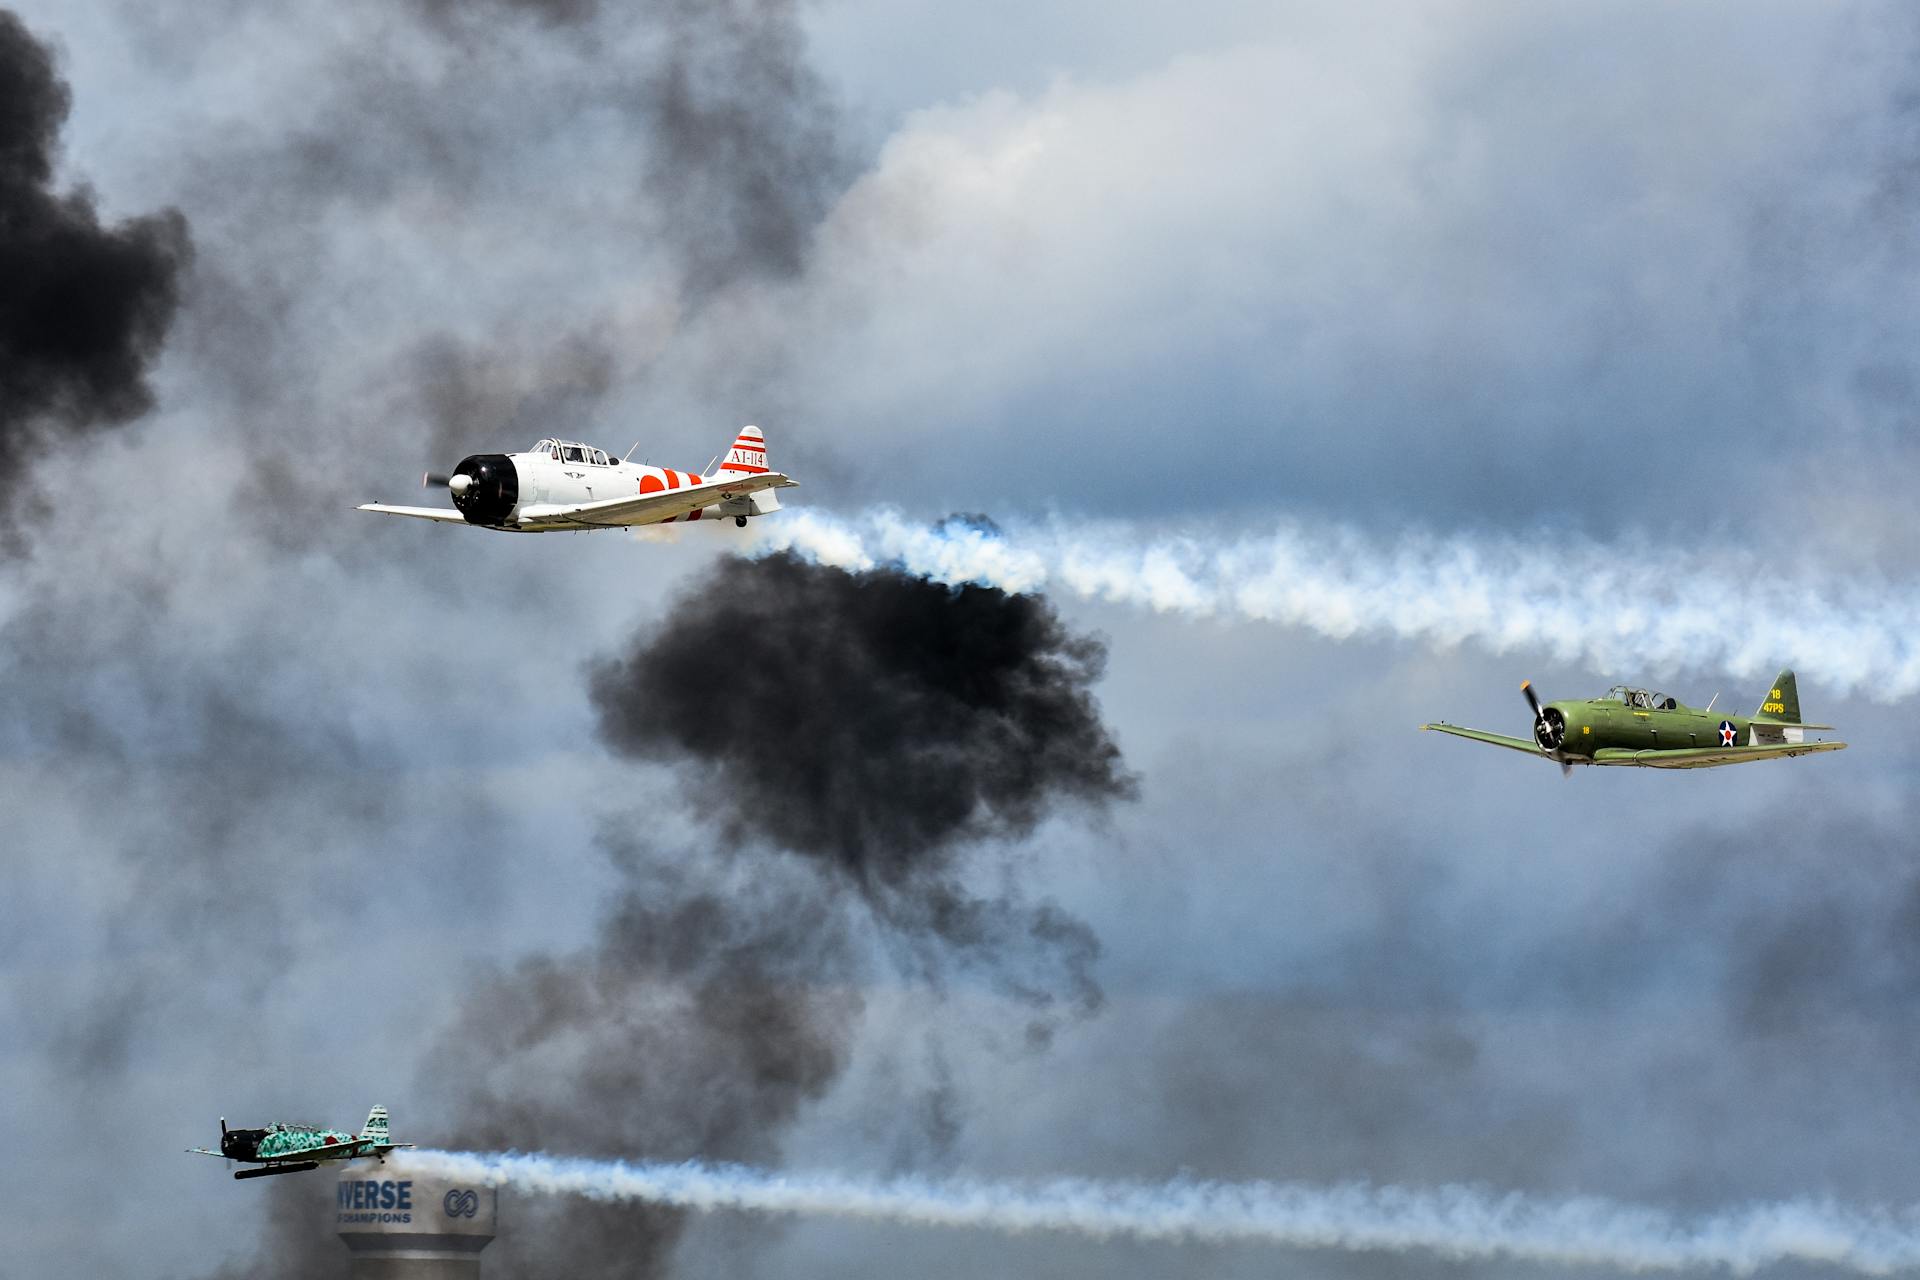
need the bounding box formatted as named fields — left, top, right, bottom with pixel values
left=1718, top=720, right=1737, bottom=746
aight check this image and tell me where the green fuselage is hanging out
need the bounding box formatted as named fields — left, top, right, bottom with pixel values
left=1542, top=698, right=1752, bottom=758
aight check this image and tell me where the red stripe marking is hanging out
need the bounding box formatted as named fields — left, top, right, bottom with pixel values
left=688, top=507, right=702, bottom=521
left=719, top=463, right=769, bottom=473
left=639, top=474, right=665, bottom=494
left=665, top=470, right=682, bottom=490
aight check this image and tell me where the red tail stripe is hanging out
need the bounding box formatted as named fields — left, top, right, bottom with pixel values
left=719, top=463, right=769, bottom=473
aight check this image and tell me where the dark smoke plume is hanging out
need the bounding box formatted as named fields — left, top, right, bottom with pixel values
left=590, top=552, right=1137, bottom=885
left=0, top=9, right=191, bottom=521
left=386, top=560, right=1133, bottom=1278
left=420, top=857, right=861, bottom=1280
left=414, top=0, right=845, bottom=292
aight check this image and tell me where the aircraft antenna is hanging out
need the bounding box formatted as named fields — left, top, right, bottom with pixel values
left=623, top=442, right=640, bottom=462
left=1705, top=692, right=1719, bottom=712
left=705, top=455, right=719, bottom=475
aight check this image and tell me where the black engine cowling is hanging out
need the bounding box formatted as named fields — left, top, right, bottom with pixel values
left=451, top=454, right=519, bottom=527
left=1533, top=706, right=1567, bottom=751
left=221, top=1127, right=268, bottom=1159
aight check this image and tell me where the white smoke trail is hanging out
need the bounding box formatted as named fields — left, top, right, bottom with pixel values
left=742, top=509, right=1920, bottom=699
left=402, top=1148, right=1920, bottom=1274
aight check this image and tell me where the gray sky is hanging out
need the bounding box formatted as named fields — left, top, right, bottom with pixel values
left=3, top=2, right=1919, bottom=1277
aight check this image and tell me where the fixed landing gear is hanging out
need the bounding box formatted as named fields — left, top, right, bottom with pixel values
left=735, top=516, right=748, bottom=527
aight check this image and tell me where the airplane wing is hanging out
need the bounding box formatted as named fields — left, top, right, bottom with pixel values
left=1591, top=741, right=1848, bottom=769
left=1420, top=723, right=1549, bottom=757
left=513, top=473, right=796, bottom=530
left=356, top=503, right=469, bottom=524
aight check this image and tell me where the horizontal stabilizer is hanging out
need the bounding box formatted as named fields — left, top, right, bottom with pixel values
left=235, top=1161, right=320, bottom=1180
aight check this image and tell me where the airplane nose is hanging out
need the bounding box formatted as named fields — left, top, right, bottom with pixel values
left=448, top=454, right=520, bottom=526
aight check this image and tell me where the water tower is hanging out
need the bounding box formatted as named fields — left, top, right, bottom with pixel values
left=334, top=1166, right=496, bottom=1278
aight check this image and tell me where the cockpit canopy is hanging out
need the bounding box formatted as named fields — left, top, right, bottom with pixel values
left=1607, top=685, right=1678, bottom=711
left=530, top=438, right=614, bottom=466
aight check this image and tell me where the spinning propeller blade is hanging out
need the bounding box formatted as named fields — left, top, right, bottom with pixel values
left=1522, top=681, right=1573, bottom=776
left=423, top=472, right=451, bottom=489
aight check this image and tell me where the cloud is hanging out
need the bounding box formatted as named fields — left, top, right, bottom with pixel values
left=409, top=0, right=849, bottom=294
left=651, top=3, right=1920, bottom=546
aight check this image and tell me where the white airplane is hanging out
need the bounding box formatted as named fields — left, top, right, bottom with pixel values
left=358, top=425, right=797, bottom=532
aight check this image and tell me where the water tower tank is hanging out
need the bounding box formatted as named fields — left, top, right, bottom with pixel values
left=334, top=1167, right=496, bottom=1279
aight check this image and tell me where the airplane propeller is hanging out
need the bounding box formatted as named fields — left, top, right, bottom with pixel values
left=1522, top=681, right=1573, bottom=778
left=423, top=471, right=472, bottom=497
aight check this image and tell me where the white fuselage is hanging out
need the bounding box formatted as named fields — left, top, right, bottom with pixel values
left=493, top=449, right=771, bottom=531
left=516, top=453, right=724, bottom=516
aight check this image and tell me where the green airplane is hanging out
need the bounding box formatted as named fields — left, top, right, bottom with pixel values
left=187, top=1106, right=412, bottom=1180
left=1422, top=668, right=1845, bottom=774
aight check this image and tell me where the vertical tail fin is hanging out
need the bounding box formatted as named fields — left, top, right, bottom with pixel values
left=359, top=1106, right=390, bottom=1142
left=713, top=425, right=769, bottom=477
left=1754, top=669, right=1801, bottom=723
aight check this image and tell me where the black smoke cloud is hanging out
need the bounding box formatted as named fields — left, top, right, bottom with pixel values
left=0, top=8, right=190, bottom=522
left=590, top=552, right=1136, bottom=884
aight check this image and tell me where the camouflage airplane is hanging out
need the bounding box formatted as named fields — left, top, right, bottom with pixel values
left=1422, top=668, right=1845, bottom=774
left=188, top=1106, right=412, bottom=1180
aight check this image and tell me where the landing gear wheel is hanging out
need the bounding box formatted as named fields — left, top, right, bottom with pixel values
left=735, top=516, right=748, bottom=527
